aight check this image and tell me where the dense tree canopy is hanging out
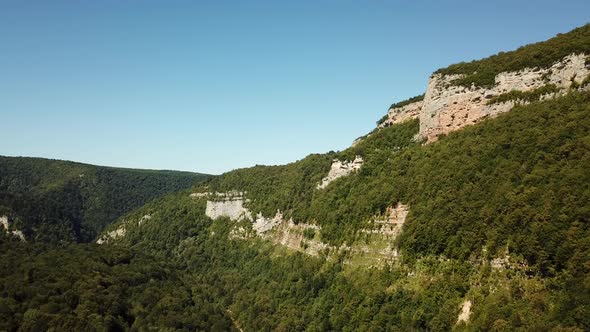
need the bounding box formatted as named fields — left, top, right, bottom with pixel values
left=0, top=157, right=210, bottom=243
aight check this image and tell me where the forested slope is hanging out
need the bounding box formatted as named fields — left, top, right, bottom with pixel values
left=0, top=239, right=234, bottom=331
left=195, top=91, right=590, bottom=278
left=81, top=91, right=590, bottom=331
left=0, top=156, right=210, bottom=243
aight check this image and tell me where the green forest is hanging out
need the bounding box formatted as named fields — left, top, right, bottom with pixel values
left=0, top=157, right=210, bottom=243
left=0, top=238, right=233, bottom=331
left=2, top=91, right=588, bottom=331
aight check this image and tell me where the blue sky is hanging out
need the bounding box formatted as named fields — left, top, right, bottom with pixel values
left=1, top=1, right=589, bottom=174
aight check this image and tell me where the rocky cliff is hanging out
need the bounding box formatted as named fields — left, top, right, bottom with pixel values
left=317, top=156, right=363, bottom=189
left=197, top=189, right=408, bottom=265
left=0, top=215, right=25, bottom=241
left=378, top=53, right=590, bottom=142
left=378, top=100, right=424, bottom=128
left=420, top=53, right=590, bottom=141
left=200, top=191, right=252, bottom=221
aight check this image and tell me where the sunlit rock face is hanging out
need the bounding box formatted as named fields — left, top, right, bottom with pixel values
left=0, top=215, right=26, bottom=241
left=203, top=191, right=252, bottom=221
left=457, top=299, right=472, bottom=324
left=378, top=100, right=423, bottom=128
left=96, top=227, right=126, bottom=244
left=96, top=214, right=151, bottom=244
left=317, top=156, right=363, bottom=189
left=419, top=53, right=590, bottom=142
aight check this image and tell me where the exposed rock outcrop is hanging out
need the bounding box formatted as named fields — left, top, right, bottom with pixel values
left=0, top=215, right=25, bottom=241
left=266, top=219, right=326, bottom=256
left=96, top=227, right=126, bottom=244
left=202, top=191, right=252, bottom=221
left=317, top=156, right=363, bottom=189
left=138, top=214, right=152, bottom=226
left=490, top=256, right=511, bottom=270
left=199, top=192, right=328, bottom=256
left=350, top=204, right=409, bottom=265
left=197, top=190, right=410, bottom=265
left=364, top=204, right=408, bottom=236
left=376, top=54, right=590, bottom=142
left=253, top=210, right=283, bottom=234
left=378, top=100, right=423, bottom=128
left=96, top=214, right=152, bottom=244
left=457, top=299, right=472, bottom=324
left=419, top=53, right=589, bottom=141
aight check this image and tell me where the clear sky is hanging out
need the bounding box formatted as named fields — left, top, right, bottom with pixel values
left=1, top=1, right=589, bottom=174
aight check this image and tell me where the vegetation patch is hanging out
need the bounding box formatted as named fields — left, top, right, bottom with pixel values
left=436, top=24, right=590, bottom=88
left=485, top=84, right=560, bottom=105
left=390, top=94, right=425, bottom=110
left=303, top=228, right=316, bottom=240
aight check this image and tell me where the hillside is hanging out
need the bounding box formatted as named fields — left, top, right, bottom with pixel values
left=98, top=91, right=590, bottom=331
left=2, top=24, right=590, bottom=331
left=0, top=156, right=210, bottom=243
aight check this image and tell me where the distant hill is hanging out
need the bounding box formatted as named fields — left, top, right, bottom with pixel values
left=0, top=156, right=210, bottom=243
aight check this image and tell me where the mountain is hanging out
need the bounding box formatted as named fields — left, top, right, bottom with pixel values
left=2, top=24, right=590, bottom=331
left=0, top=156, right=210, bottom=243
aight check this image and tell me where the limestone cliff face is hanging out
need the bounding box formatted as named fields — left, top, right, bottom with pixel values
left=378, top=53, right=590, bottom=142
left=198, top=190, right=409, bottom=264
left=365, top=204, right=408, bottom=237
left=266, top=219, right=327, bottom=256
left=420, top=53, right=589, bottom=141
left=317, top=156, right=363, bottom=189
left=378, top=100, right=424, bottom=128
left=203, top=192, right=252, bottom=221
left=200, top=191, right=328, bottom=256
left=457, top=300, right=472, bottom=324
left=96, top=227, right=126, bottom=244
